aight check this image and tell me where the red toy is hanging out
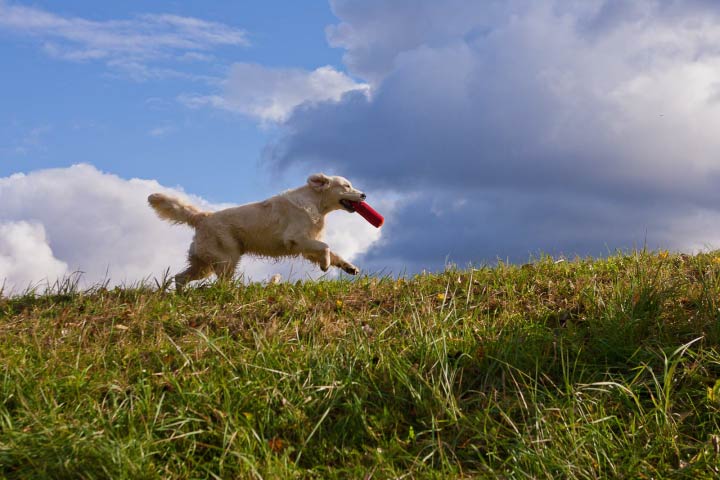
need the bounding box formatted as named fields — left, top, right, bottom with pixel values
left=347, top=200, right=384, bottom=228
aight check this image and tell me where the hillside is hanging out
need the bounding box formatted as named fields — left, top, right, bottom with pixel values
left=1, top=252, right=720, bottom=479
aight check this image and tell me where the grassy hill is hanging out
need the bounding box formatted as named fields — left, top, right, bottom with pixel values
left=2, top=251, right=720, bottom=479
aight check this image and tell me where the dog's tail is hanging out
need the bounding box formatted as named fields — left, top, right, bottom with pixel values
left=148, top=193, right=210, bottom=227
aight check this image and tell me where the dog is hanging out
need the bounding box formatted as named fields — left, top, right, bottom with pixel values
left=148, top=173, right=366, bottom=290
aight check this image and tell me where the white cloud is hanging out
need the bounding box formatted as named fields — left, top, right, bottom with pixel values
left=0, top=221, right=68, bottom=293
left=0, top=164, right=384, bottom=295
left=0, top=1, right=247, bottom=76
left=180, top=63, right=369, bottom=122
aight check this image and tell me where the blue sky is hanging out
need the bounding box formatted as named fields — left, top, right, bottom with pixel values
left=3, top=0, right=720, bottom=292
left=0, top=0, right=343, bottom=202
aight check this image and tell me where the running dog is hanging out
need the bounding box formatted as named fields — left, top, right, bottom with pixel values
left=148, top=173, right=366, bottom=290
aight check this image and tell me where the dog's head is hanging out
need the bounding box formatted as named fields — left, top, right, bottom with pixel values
left=307, top=173, right=366, bottom=212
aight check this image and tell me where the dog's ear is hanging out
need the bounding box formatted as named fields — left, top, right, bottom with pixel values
left=307, top=173, right=331, bottom=191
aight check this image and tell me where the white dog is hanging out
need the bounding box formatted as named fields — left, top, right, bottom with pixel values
left=148, top=173, right=366, bottom=290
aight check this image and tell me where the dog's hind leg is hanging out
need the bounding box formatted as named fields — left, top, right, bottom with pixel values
left=211, top=254, right=240, bottom=283
left=175, top=255, right=212, bottom=292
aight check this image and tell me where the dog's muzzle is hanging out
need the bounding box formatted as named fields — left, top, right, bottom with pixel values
left=340, top=199, right=356, bottom=212
left=340, top=192, right=366, bottom=212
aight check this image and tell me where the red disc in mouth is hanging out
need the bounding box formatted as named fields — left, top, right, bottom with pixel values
left=347, top=200, right=384, bottom=228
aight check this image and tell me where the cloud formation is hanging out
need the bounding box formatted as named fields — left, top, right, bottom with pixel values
left=0, top=221, right=68, bottom=292
left=0, top=1, right=247, bottom=78
left=180, top=63, right=369, bottom=123
left=264, top=0, right=720, bottom=270
left=0, top=165, right=383, bottom=294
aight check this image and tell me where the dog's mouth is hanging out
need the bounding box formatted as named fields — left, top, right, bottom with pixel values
left=339, top=199, right=357, bottom=212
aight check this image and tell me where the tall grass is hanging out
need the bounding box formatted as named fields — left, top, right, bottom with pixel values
left=1, top=251, right=720, bottom=478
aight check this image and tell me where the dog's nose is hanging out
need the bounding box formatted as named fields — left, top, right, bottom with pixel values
left=360, top=193, right=367, bottom=200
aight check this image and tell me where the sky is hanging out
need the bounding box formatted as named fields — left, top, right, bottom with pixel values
left=2, top=0, right=720, bottom=293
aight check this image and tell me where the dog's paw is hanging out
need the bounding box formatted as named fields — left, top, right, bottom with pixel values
left=343, top=263, right=360, bottom=275
left=320, top=255, right=331, bottom=272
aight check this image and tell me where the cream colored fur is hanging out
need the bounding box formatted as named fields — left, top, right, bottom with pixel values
left=148, top=173, right=366, bottom=290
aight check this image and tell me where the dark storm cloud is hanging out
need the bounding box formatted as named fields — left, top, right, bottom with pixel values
left=359, top=190, right=709, bottom=274
left=265, top=0, right=720, bottom=271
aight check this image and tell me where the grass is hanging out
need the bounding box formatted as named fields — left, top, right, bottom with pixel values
left=1, top=250, right=720, bottom=478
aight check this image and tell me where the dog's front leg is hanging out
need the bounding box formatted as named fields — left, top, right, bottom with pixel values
left=287, top=238, right=331, bottom=271
left=330, top=251, right=360, bottom=275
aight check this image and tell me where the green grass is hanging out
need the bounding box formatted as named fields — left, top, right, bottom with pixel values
left=2, top=251, right=720, bottom=478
